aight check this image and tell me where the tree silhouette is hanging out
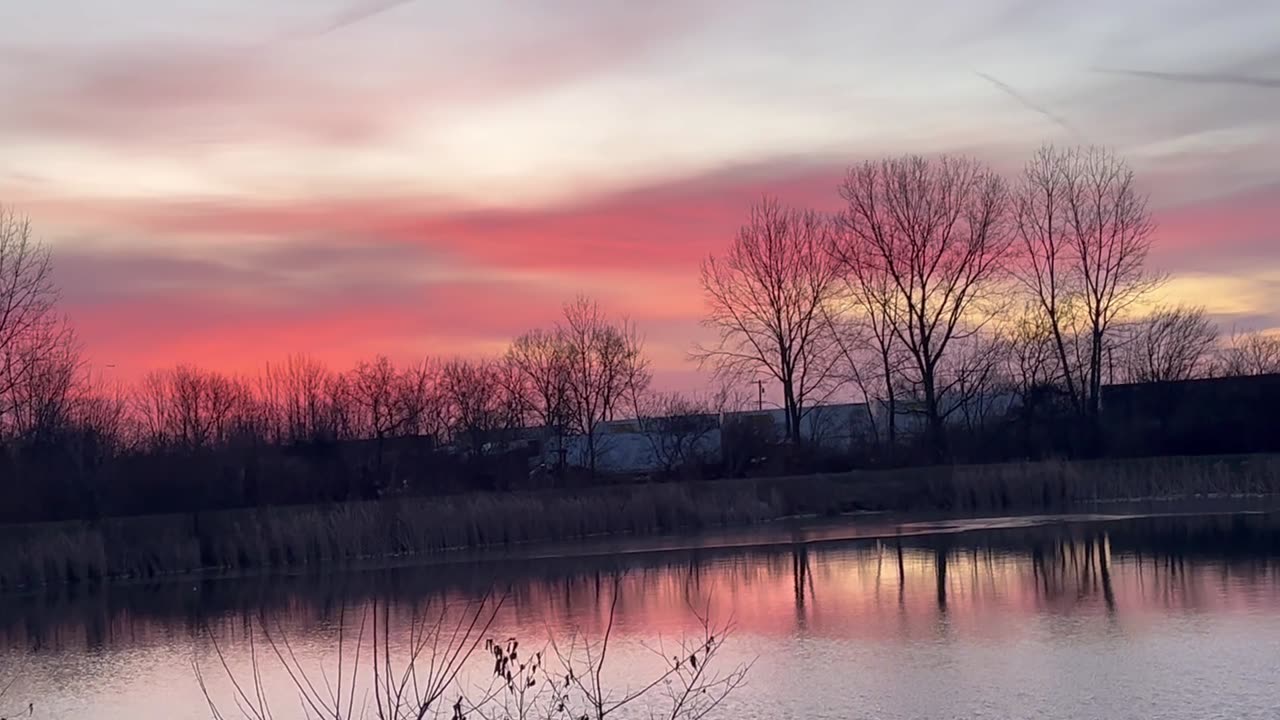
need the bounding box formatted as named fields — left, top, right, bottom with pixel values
left=839, top=156, right=1012, bottom=460
left=696, top=197, right=842, bottom=444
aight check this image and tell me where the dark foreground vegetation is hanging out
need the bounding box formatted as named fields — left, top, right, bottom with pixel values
left=3, top=453, right=1277, bottom=591
left=192, top=585, right=749, bottom=720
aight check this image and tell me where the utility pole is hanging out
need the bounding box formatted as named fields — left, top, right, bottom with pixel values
left=756, top=380, right=765, bottom=411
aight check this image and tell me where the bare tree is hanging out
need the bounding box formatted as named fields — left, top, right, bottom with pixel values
left=343, top=355, right=436, bottom=493
left=995, top=308, right=1077, bottom=457
left=636, top=392, right=720, bottom=476
left=507, top=328, right=572, bottom=465
left=258, top=354, right=335, bottom=444
left=440, top=358, right=515, bottom=453
left=1012, top=147, right=1083, bottom=410
left=0, top=207, right=83, bottom=444
left=707, top=378, right=751, bottom=416
left=695, top=197, right=841, bottom=444
left=839, top=156, right=1012, bottom=460
left=940, top=333, right=1011, bottom=434
left=133, top=366, right=248, bottom=451
left=76, top=374, right=134, bottom=454
left=542, top=592, right=748, bottom=720
left=198, top=589, right=748, bottom=720
left=134, top=369, right=173, bottom=448
left=0, top=321, right=81, bottom=441
left=822, top=274, right=904, bottom=449
left=559, top=297, right=650, bottom=473
left=1121, top=305, right=1218, bottom=383
left=395, top=358, right=448, bottom=442
left=197, top=594, right=506, bottom=720
left=324, top=371, right=357, bottom=441
left=0, top=209, right=60, bottom=402
left=1002, top=305, right=1063, bottom=403
left=348, top=356, right=406, bottom=442
left=1013, top=146, right=1161, bottom=418
left=1215, top=329, right=1280, bottom=377
left=174, top=366, right=245, bottom=450
left=494, top=354, right=534, bottom=434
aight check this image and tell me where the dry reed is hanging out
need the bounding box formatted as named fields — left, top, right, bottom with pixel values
left=2, top=453, right=1276, bottom=591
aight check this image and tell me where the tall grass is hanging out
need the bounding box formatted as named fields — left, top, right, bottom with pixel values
left=2, top=453, right=1277, bottom=591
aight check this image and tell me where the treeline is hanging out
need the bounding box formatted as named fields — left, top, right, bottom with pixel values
left=696, top=146, right=1280, bottom=462
left=2, top=145, right=1279, bottom=523
left=0, top=270, right=658, bottom=520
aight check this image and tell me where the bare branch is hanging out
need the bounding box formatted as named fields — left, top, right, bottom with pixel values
left=694, top=197, right=843, bottom=444
left=836, top=156, right=1013, bottom=460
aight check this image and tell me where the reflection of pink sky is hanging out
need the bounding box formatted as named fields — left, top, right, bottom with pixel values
left=6, top=533, right=1280, bottom=720
left=543, top=544, right=1280, bottom=643
left=7, top=538, right=1280, bottom=652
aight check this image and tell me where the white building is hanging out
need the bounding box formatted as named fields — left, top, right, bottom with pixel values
left=546, top=415, right=722, bottom=474
left=721, top=403, right=876, bottom=450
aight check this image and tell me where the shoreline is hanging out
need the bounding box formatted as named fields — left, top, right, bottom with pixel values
left=3, top=453, right=1279, bottom=593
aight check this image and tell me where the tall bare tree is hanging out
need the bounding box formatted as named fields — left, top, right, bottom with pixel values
left=828, top=217, right=907, bottom=449
left=0, top=207, right=74, bottom=438
left=507, top=327, right=572, bottom=466
left=1121, top=305, right=1218, bottom=383
left=559, top=297, right=650, bottom=473
left=839, top=156, right=1012, bottom=460
left=695, top=198, right=841, bottom=444
left=1013, top=146, right=1161, bottom=418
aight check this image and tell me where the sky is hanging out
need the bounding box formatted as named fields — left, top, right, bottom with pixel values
left=1, top=0, right=1277, bottom=390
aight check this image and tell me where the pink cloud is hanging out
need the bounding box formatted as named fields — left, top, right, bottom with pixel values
left=33, top=160, right=1280, bottom=385
left=1146, top=184, right=1280, bottom=332
left=45, top=158, right=844, bottom=268
left=1152, top=182, right=1279, bottom=259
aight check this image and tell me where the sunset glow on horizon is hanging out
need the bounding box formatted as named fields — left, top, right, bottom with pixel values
left=3, top=0, right=1278, bottom=388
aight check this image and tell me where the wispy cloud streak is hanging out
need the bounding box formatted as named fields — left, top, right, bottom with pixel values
left=975, top=71, right=1080, bottom=138
left=1094, top=68, right=1280, bottom=90
left=308, top=0, right=418, bottom=38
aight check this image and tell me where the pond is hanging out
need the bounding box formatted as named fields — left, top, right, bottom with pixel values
left=2, top=509, right=1279, bottom=719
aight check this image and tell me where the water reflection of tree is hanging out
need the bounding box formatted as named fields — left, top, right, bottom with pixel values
left=5, top=513, right=1280, bottom=653
left=1027, top=533, right=1116, bottom=612
left=790, top=544, right=819, bottom=634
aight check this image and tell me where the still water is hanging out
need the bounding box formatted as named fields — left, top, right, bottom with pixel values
left=3, top=510, right=1280, bottom=719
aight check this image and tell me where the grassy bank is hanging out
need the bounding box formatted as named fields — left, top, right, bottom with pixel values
left=2, top=453, right=1278, bottom=591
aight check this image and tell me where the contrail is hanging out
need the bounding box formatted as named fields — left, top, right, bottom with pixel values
left=302, top=0, right=418, bottom=39
left=974, top=71, right=1080, bottom=137
left=236, top=0, right=419, bottom=67
left=1093, top=67, right=1280, bottom=90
